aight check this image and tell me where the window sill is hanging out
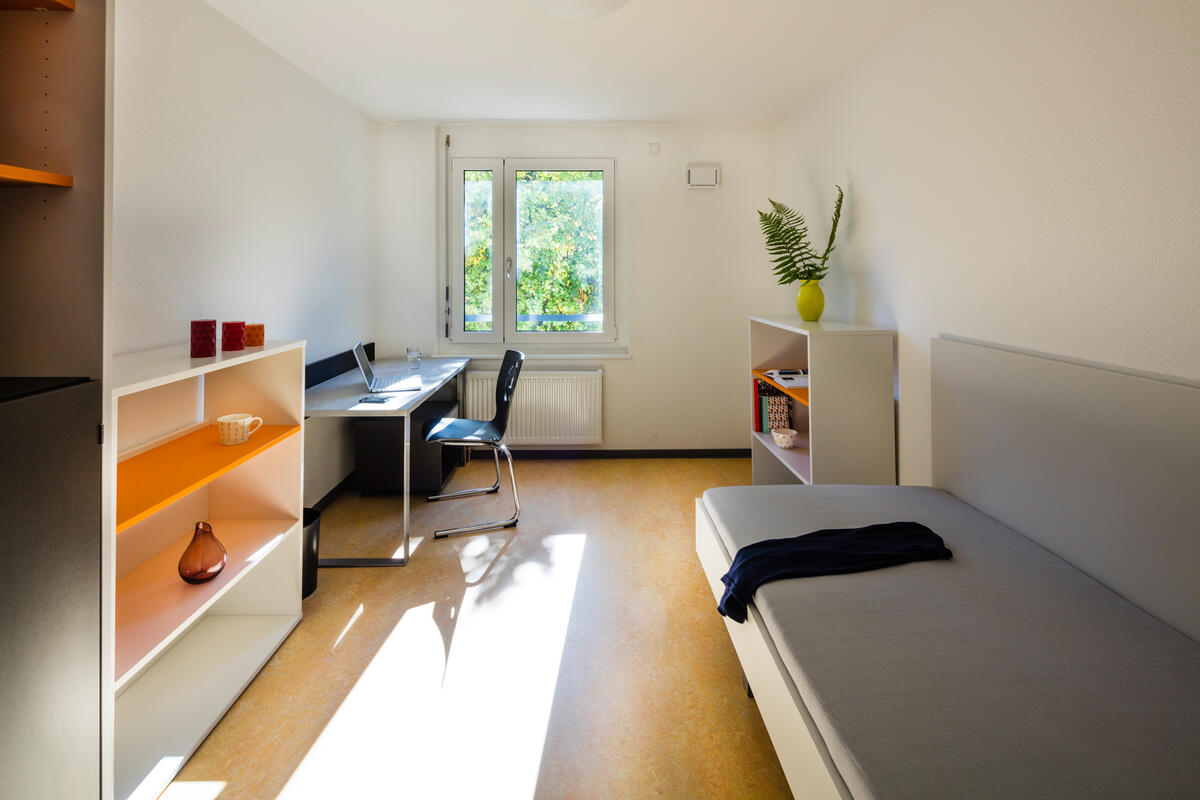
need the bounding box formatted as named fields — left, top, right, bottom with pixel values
left=437, top=349, right=631, bottom=361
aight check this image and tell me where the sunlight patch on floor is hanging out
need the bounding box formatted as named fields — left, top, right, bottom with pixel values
left=391, top=533, right=428, bottom=560
left=156, top=779, right=226, bottom=800
left=332, top=604, right=364, bottom=651
left=276, top=532, right=587, bottom=800
left=128, top=756, right=184, bottom=800
left=459, top=531, right=507, bottom=583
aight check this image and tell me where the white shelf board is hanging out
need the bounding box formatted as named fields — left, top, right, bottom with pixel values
left=116, top=519, right=299, bottom=690
left=749, top=316, right=894, bottom=337
left=112, top=339, right=305, bottom=397
left=115, top=613, right=300, bottom=800
left=752, top=431, right=812, bottom=483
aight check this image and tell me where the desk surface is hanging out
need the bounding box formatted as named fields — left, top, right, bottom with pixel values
left=305, top=357, right=469, bottom=417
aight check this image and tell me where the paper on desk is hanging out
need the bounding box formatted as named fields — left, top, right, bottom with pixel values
left=376, top=374, right=422, bottom=392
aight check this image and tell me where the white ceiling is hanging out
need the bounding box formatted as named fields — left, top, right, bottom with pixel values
left=205, top=0, right=937, bottom=123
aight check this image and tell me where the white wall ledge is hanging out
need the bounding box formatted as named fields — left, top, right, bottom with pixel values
left=445, top=351, right=632, bottom=361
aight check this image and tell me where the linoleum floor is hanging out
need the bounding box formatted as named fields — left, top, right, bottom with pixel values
left=166, top=457, right=791, bottom=800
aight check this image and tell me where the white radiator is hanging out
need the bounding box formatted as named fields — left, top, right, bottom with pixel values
left=463, top=369, right=603, bottom=444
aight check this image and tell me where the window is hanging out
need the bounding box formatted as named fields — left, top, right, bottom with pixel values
left=448, top=158, right=615, bottom=344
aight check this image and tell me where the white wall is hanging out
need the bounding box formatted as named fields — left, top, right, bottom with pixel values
left=616, top=124, right=777, bottom=448
left=112, top=0, right=376, bottom=361
left=112, top=0, right=378, bottom=503
left=375, top=122, right=774, bottom=449
left=376, top=123, right=440, bottom=357
left=772, top=0, right=1200, bottom=484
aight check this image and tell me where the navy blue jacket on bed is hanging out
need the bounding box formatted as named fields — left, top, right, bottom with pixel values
left=718, top=521, right=953, bottom=623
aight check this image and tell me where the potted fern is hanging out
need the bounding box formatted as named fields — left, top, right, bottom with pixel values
left=757, top=186, right=844, bottom=321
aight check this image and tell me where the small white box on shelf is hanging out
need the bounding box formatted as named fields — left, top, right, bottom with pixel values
left=771, top=428, right=798, bottom=449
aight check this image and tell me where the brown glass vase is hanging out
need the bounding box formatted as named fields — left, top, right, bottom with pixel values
left=178, top=521, right=228, bottom=584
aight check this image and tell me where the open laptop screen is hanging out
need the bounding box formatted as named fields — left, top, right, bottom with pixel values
left=352, top=341, right=376, bottom=389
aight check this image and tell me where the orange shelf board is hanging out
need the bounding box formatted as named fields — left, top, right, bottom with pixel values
left=116, top=424, right=300, bottom=533
left=752, top=369, right=810, bottom=406
left=0, top=0, right=74, bottom=9
left=0, top=163, right=73, bottom=187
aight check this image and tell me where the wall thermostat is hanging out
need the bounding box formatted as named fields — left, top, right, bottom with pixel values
left=686, top=163, right=720, bottom=189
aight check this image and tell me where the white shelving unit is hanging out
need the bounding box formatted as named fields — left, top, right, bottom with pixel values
left=749, top=317, right=896, bottom=485
left=109, top=340, right=305, bottom=800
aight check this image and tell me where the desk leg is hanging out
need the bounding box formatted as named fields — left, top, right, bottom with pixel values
left=403, top=412, right=411, bottom=561
left=317, top=413, right=413, bottom=568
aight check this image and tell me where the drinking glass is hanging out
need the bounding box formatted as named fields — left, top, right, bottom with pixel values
left=407, top=347, right=421, bottom=372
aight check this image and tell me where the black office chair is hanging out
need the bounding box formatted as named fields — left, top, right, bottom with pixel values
left=424, top=349, right=525, bottom=539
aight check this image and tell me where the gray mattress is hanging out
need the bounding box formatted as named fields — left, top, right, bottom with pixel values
left=701, top=485, right=1200, bottom=800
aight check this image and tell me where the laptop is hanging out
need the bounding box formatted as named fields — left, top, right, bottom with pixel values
left=352, top=341, right=421, bottom=393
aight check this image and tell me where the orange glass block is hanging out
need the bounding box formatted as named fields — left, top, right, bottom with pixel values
left=244, top=323, right=265, bottom=347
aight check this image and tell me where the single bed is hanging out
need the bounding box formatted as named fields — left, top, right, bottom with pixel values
left=696, top=336, right=1200, bottom=799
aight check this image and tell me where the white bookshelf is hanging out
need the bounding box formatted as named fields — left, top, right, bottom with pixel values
left=108, top=341, right=305, bottom=800
left=750, top=430, right=811, bottom=482
left=749, top=317, right=895, bottom=485
left=116, top=614, right=298, bottom=800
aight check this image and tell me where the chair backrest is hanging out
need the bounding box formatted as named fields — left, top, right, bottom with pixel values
left=491, top=350, right=525, bottom=435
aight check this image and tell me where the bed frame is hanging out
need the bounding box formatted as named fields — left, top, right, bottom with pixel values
left=696, top=335, right=1200, bottom=798
left=694, top=502, right=849, bottom=799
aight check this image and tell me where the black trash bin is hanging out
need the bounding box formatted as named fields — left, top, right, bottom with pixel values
left=302, top=508, right=320, bottom=598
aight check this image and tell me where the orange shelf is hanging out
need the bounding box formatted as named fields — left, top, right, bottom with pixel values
left=116, top=424, right=300, bottom=533
left=752, top=369, right=809, bottom=406
left=0, top=163, right=73, bottom=187
left=0, top=1, right=74, bottom=9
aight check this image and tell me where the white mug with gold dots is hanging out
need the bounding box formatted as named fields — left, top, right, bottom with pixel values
left=217, top=413, right=263, bottom=446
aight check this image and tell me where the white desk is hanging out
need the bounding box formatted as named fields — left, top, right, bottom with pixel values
left=305, top=356, right=469, bottom=567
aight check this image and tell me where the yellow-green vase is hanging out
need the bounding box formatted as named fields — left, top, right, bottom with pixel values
left=796, top=281, right=824, bottom=322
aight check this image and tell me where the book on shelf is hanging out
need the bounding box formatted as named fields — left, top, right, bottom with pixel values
left=752, top=378, right=762, bottom=432
left=755, top=379, right=791, bottom=432
left=768, top=394, right=789, bottom=431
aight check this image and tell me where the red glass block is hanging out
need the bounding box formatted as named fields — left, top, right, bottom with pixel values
left=244, top=323, right=265, bottom=347
left=190, top=319, right=217, bottom=358
left=221, top=321, right=245, bottom=351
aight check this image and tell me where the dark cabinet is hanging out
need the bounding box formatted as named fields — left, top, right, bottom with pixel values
left=0, top=379, right=101, bottom=800
left=354, top=401, right=461, bottom=494
left=2, top=1, right=108, bottom=796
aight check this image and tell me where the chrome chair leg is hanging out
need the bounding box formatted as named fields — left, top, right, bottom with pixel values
left=433, top=444, right=519, bottom=540
left=427, top=447, right=501, bottom=501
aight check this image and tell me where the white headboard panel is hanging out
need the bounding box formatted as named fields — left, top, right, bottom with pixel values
left=931, top=336, right=1200, bottom=642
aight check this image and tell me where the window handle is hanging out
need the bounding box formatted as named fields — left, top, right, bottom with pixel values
left=505, top=256, right=513, bottom=280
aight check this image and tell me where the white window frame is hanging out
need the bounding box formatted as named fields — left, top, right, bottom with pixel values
left=446, top=156, right=617, bottom=346
left=449, top=158, right=504, bottom=344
